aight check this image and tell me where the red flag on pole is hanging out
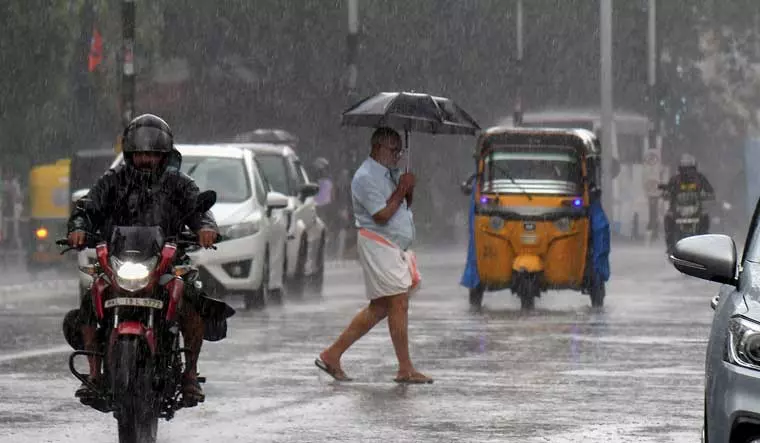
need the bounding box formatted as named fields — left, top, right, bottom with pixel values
left=88, top=27, right=103, bottom=72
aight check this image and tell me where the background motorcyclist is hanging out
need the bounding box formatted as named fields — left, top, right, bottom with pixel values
left=66, top=114, right=218, bottom=405
left=662, top=153, right=715, bottom=251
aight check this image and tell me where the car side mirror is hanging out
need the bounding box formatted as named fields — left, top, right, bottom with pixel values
left=71, top=188, right=89, bottom=204
left=669, top=234, right=738, bottom=286
left=196, top=190, right=217, bottom=213
left=267, top=191, right=289, bottom=210
left=460, top=181, right=473, bottom=195
left=299, top=183, right=320, bottom=200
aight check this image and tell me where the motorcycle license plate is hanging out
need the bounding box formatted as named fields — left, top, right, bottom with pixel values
left=104, top=297, right=164, bottom=309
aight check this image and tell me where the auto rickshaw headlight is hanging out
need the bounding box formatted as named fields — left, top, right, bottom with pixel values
left=480, top=196, right=497, bottom=205
left=36, top=227, right=49, bottom=239
left=489, top=216, right=504, bottom=231
left=553, top=217, right=572, bottom=232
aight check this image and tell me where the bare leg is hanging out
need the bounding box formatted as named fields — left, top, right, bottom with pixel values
left=386, top=292, right=431, bottom=382
left=320, top=299, right=389, bottom=372
left=82, top=325, right=101, bottom=379
left=179, top=307, right=205, bottom=402
left=75, top=324, right=101, bottom=398
left=179, top=309, right=204, bottom=378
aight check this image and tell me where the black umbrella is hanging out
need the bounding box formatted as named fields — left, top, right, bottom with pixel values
left=341, top=91, right=480, bottom=167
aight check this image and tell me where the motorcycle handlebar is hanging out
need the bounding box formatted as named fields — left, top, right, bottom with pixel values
left=57, top=231, right=223, bottom=254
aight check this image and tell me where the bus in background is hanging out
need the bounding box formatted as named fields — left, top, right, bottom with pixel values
left=499, top=108, right=657, bottom=240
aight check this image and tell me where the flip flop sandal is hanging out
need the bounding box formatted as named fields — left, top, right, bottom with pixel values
left=314, top=358, right=353, bottom=382
left=394, top=374, right=434, bottom=384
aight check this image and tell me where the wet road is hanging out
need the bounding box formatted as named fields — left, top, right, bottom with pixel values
left=0, top=243, right=714, bottom=442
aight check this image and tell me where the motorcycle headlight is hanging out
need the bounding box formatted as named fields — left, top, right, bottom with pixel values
left=221, top=213, right=263, bottom=240
left=110, top=257, right=157, bottom=292
left=727, top=317, right=760, bottom=369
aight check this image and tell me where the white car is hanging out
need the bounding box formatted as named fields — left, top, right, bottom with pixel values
left=232, top=143, right=327, bottom=297
left=75, top=144, right=289, bottom=309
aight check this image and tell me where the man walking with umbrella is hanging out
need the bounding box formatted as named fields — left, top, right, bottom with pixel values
left=315, top=127, right=432, bottom=384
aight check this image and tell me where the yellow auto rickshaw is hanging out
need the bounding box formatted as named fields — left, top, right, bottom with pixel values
left=28, top=158, right=71, bottom=272
left=460, top=127, right=609, bottom=310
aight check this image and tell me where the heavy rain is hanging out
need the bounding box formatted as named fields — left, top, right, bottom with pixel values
left=1, top=1, right=760, bottom=442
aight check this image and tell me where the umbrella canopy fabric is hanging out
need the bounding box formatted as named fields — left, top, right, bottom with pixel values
left=341, top=92, right=480, bottom=135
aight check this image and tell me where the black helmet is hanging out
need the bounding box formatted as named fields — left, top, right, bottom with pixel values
left=122, top=114, right=173, bottom=155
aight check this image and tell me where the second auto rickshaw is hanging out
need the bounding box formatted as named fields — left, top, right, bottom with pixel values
left=28, top=158, right=72, bottom=273
left=460, top=127, right=610, bottom=310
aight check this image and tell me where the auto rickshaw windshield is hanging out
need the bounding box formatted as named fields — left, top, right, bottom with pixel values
left=481, top=145, right=582, bottom=195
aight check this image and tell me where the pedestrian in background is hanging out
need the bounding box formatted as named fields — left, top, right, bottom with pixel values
left=315, top=127, right=432, bottom=384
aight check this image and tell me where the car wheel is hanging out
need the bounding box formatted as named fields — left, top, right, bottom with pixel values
left=287, top=235, right=308, bottom=299
left=305, top=233, right=325, bottom=297
left=243, top=248, right=269, bottom=310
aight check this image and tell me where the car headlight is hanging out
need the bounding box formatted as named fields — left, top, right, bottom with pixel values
left=727, top=317, right=760, bottom=369
left=110, top=257, right=157, bottom=292
left=221, top=212, right=263, bottom=240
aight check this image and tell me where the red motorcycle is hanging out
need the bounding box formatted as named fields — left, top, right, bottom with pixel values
left=60, top=191, right=232, bottom=443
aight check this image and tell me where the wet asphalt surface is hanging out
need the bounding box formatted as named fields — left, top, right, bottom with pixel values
left=0, top=242, right=715, bottom=442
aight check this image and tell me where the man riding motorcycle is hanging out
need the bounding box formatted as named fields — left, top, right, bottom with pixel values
left=66, top=114, right=218, bottom=404
left=662, top=153, right=715, bottom=252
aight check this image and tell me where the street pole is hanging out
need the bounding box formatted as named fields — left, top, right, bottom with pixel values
left=513, top=0, right=524, bottom=126
left=600, top=0, right=614, bottom=218
left=121, top=0, right=136, bottom=130
left=347, top=0, right=359, bottom=97
left=646, top=0, right=661, bottom=240
left=345, top=0, right=360, bottom=167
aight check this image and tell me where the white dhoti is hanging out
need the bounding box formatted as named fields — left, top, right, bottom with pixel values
left=357, top=229, right=421, bottom=300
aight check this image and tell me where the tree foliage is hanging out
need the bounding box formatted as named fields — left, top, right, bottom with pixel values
left=2, top=0, right=759, bottom=199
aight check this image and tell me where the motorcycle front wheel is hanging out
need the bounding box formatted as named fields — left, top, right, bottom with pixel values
left=111, top=337, right=159, bottom=443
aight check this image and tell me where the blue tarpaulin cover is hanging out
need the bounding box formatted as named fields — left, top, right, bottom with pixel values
left=589, top=199, right=611, bottom=282
left=460, top=183, right=481, bottom=289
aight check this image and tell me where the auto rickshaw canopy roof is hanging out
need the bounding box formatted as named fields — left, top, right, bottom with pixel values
left=476, top=127, right=600, bottom=158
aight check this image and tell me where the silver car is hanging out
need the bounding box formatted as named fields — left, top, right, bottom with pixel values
left=670, top=231, right=760, bottom=443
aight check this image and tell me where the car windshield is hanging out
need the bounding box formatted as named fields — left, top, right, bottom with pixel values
left=481, top=147, right=581, bottom=195
left=256, top=154, right=292, bottom=195
left=181, top=157, right=250, bottom=203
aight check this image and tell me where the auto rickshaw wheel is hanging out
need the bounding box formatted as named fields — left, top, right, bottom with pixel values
left=469, top=285, right=484, bottom=309
left=514, top=273, right=540, bottom=311
left=590, top=278, right=605, bottom=308
left=519, top=286, right=538, bottom=311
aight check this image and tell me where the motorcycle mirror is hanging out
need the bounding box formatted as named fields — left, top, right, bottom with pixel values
left=196, top=190, right=217, bottom=213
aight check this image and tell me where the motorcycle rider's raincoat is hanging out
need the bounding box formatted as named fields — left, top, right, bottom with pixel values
left=66, top=162, right=230, bottom=341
